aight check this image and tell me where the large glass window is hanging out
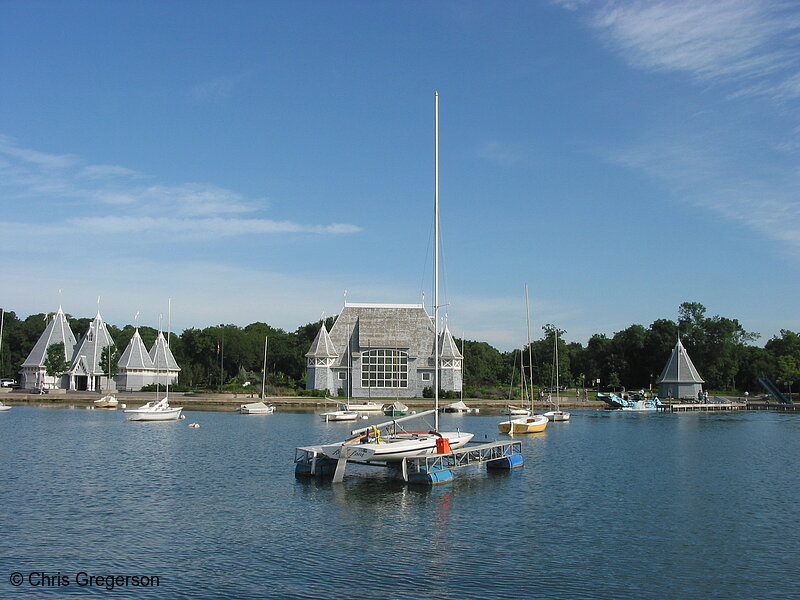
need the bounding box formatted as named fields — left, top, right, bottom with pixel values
left=361, top=349, right=408, bottom=388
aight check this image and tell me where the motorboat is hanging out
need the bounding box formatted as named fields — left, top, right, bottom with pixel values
left=239, top=401, right=275, bottom=414
left=320, top=407, right=359, bottom=421
left=383, top=401, right=409, bottom=416
left=500, top=404, right=530, bottom=416
left=498, top=414, right=549, bottom=434
left=93, top=394, right=119, bottom=409
left=0, top=401, right=11, bottom=412
left=124, top=397, right=183, bottom=421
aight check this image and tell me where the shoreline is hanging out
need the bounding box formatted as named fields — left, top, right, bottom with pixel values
left=0, top=389, right=607, bottom=411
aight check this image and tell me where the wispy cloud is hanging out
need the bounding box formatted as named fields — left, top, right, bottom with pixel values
left=190, top=71, right=252, bottom=102
left=608, top=135, right=800, bottom=256
left=0, top=134, right=361, bottom=238
left=575, top=0, right=800, bottom=101
left=557, top=1, right=800, bottom=257
left=476, top=140, right=527, bottom=167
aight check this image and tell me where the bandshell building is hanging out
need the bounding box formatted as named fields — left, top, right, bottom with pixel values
left=306, top=303, right=462, bottom=399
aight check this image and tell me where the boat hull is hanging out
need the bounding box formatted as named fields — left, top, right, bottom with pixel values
left=544, top=410, right=571, bottom=422
left=320, top=411, right=359, bottom=421
left=498, top=414, right=548, bottom=434
left=124, top=407, right=183, bottom=421
left=342, top=403, right=384, bottom=412
left=321, top=431, right=474, bottom=462
left=239, top=402, right=275, bottom=414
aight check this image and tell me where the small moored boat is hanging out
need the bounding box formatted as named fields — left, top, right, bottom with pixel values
left=320, top=407, right=359, bottom=422
left=498, top=414, right=549, bottom=434
left=124, top=397, right=182, bottom=421
left=442, top=400, right=479, bottom=413
left=239, top=401, right=275, bottom=414
left=340, top=401, right=384, bottom=412
left=500, top=404, right=530, bottom=416
left=94, top=394, right=119, bottom=409
left=383, top=401, right=409, bottom=416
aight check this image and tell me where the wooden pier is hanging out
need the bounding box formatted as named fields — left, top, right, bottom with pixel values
left=658, top=400, right=799, bottom=413
left=295, top=440, right=523, bottom=485
left=744, top=401, right=800, bottom=412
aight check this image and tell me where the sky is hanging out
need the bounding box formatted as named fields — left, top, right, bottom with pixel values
left=1, top=0, right=799, bottom=351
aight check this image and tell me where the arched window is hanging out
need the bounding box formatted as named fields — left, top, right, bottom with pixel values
left=361, top=349, right=408, bottom=388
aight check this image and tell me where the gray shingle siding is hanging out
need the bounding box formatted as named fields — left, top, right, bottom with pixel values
left=306, top=303, right=462, bottom=399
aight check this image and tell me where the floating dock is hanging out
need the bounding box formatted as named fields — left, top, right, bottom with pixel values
left=295, top=440, right=523, bottom=485
left=658, top=401, right=745, bottom=413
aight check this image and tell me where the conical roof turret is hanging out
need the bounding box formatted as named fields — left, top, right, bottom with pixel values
left=22, top=305, right=78, bottom=367
left=118, top=329, right=155, bottom=370
left=305, top=324, right=338, bottom=358
left=657, top=338, right=704, bottom=384
left=69, top=311, right=115, bottom=376
left=438, top=325, right=462, bottom=359
left=149, top=330, right=181, bottom=371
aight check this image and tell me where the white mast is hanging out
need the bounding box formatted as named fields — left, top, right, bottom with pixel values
left=261, top=335, right=268, bottom=400
left=434, top=91, right=440, bottom=431
left=525, top=284, right=533, bottom=411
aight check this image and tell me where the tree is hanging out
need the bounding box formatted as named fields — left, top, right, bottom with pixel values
left=99, top=346, right=119, bottom=378
left=43, top=342, right=69, bottom=386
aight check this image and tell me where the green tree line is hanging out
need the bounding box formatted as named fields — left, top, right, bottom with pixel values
left=1, top=303, right=798, bottom=396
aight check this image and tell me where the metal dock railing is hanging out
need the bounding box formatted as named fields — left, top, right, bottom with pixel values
left=295, top=440, right=524, bottom=485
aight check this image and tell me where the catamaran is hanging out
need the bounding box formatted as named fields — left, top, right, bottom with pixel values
left=315, top=92, right=473, bottom=463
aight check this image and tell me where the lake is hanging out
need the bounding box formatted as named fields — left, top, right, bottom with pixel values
left=1, top=404, right=798, bottom=599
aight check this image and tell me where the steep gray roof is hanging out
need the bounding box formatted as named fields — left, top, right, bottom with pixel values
left=327, top=303, right=435, bottom=367
left=305, top=325, right=338, bottom=358
left=657, top=339, right=704, bottom=384
left=149, top=331, right=181, bottom=371
left=69, top=312, right=115, bottom=376
left=439, top=325, right=463, bottom=359
left=118, top=329, right=155, bottom=370
left=21, top=306, right=78, bottom=367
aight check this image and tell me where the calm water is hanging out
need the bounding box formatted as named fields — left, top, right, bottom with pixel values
left=1, top=404, right=798, bottom=599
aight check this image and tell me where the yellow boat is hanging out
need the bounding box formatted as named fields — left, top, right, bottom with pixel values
left=498, top=414, right=549, bottom=434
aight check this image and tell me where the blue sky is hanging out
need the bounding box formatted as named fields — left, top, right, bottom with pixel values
left=1, top=0, right=799, bottom=350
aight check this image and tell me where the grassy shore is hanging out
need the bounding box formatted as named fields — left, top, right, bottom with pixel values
left=0, top=388, right=607, bottom=411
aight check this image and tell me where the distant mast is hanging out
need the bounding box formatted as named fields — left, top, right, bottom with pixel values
left=434, top=91, right=440, bottom=431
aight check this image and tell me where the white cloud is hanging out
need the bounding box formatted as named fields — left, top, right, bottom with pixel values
left=0, top=134, right=361, bottom=237
left=190, top=71, right=252, bottom=103
left=573, top=1, right=800, bottom=101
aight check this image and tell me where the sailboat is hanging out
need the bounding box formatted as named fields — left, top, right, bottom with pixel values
left=499, top=285, right=549, bottom=434
left=543, top=326, right=570, bottom=422
left=124, top=307, right=182, bottom=422
left=240, top=336, right=275, bottom=414
left=94, top=341, right=118, bottom=408
left=318, top=92, right=473, bottom=462
left=94, top=394, right=119, bottom=409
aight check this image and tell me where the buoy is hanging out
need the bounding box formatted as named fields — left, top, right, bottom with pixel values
left=361, top=415, right=369, bottom=420
left=189, top=423, right=200, bottom=428
left=120, top=403, right=127, bottom=409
